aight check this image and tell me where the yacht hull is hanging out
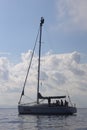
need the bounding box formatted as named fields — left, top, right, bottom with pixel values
left=18, top=104, right=77, bottom=115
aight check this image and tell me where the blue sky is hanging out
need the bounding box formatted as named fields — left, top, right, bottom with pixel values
left=0, top=0, right=87, bottom=62
left=0, top=0, right=55, bottom=59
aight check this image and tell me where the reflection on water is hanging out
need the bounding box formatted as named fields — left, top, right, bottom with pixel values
left=0, top=108, right=87, bottom=130
left=18, top=109, right=87, bottom=130
left=18, top=114, right=79, bottom=130
left=18, top=115, right=70, bottom=130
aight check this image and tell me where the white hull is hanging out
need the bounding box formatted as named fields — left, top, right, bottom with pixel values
left=18, top=104, right=77, bottom=115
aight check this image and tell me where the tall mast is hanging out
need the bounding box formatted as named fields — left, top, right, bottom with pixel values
left=37, top=17, right=44, bottom=104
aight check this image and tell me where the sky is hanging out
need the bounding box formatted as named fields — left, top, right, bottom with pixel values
left=0, top=0, right=87, bottom=108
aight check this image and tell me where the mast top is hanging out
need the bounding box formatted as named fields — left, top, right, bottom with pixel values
left=40, top=17, right=44, bottom=26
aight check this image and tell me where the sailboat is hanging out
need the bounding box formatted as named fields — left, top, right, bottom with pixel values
left=18, top=17, right=77, bottom=115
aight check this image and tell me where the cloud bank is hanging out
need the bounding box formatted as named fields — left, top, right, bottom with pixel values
left=56, top=0, right=87, bottom=31
left=0, top=51, right=87, bottom=107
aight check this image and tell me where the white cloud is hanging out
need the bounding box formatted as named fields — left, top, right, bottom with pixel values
left=0, top=57, right=10, bottom=81
left=0, top=51, right=87, bottom=107
left=55, top=0, right=87, bottom=31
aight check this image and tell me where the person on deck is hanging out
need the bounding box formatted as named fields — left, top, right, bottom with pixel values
left=64, top=100, right=68, bottom=107
left=56, top=100, right=60, bottom=106
left=48, top=98, right=51, bottom=106
left=61, top=100, right=63, bottom=106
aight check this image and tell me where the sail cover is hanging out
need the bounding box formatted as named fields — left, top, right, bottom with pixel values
left=38, top=93, right=66, bottom=99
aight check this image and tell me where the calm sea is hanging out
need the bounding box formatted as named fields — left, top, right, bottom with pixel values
left=0, top=108, right=87, bottom=130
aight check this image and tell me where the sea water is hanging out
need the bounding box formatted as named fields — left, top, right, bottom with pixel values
left=0, top=108, right=87, bottom=130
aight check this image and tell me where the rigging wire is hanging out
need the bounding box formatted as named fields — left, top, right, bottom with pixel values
left=65, top=86, right=73, bottom=106
left=18, top=27, right=40, bottom=104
